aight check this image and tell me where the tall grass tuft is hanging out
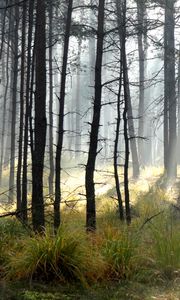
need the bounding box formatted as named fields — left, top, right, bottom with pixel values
left=5, top=226, right=106, bottom=285
left=149, top=212, right=180, bottom=279
left=100, top=225, right=140, bottom=280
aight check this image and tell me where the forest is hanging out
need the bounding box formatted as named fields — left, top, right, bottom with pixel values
left=0, top=0, right=180, bottom=299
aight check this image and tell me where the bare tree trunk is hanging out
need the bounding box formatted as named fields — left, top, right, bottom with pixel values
left=0, top=8, right=11, bottom=185
left=117, top=0, right=139, bottom=179
left=21, top=0, right=34, bottom=222
left=0, top=0, right=7, bottom=60
left=137, top=0, right=145, bottom=166
left=116, top=0, right=131, bottom=224
left=9, top=1, right=19, bottom=203
left=54, top=0, right=73, bottom=229
left=32, top=0, right=46, bottom=232
left=75, top=38, right=82, bottom=158
left=113, top=55, right=124, bottom=221
left=178, top=45, right=180, bottom=163
left=164, top=0, right=176, bottom=179
left=122, top=0, right=131, bottom=225
left=16, top=0, right=27, bottom=212
left=85, top=0, right=105, bottom=231
left=48, top=3, right=54, bottom=197
left=89, top=0, right=96, bottom=120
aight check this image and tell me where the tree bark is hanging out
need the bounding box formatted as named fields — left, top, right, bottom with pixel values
left=116, top=0, right=139, bottom=179
left=21, top=0, right=34, bottom=222
left=113, top=54, right=124, bottom=221
left=16, top=0, right=27, bottom=212
left=137, top=0, right=146, bottom=166
left=32, top=0, right=46, bottom=232
left=48, top=3, right=54, bottom=197
left=54, top=0, right=73, bottom=229
left=9, top=1, right=19, bottom=203
left=164, top=0, right=176, bottom=178
left=0, top=7, right=11, bottom=185
left=85, top=0, right=105, bottom=231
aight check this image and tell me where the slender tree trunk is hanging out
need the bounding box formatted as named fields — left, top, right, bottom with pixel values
left=0, top=8, right=11, bottom=184
left=32, top=0, right=46, bottom=232
left=117, top=0, right=139, bottom=179
left=113, top=55, right=124, bottom=221
left=164, top=0, right=176, bottom=179
left=85, top=0, right=105, bottom=231
left=89, top=0, right=96, bottom=120
left=9, top=2, right=19, bottom=202
left=122, top=0, right=131, bottom=225
left=16, top=0, right=27, bottom=212
left=137, top=0, right=145, bottom=166
left=178, top=45, right=180, bottom=163
left=0, top=0, right=7, bottom=60
left=54, top=0, right=73, bottom=229
left=22, top=0, right=34, bottom=222
left=48, top=3, right=54, bottom=197
left=75, top=38, right=82, bottom=158
left=116, top=0, right=131, bottom=224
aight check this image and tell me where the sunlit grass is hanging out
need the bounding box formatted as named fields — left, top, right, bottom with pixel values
left=0, top=165, right=179, bottom=289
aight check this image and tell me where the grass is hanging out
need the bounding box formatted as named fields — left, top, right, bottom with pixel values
left=0, top=167, right=180, bottom=299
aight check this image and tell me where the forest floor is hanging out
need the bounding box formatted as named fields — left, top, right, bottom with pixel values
left=1, top=279, right=180, bottom=300
left=0, top=166, right=180, bottom=300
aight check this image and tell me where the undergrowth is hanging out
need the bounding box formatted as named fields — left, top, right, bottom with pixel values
left=0, top=184, right=179, bottom=287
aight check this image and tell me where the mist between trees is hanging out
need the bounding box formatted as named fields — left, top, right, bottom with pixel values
left=0, top=0, right=179, bottom=232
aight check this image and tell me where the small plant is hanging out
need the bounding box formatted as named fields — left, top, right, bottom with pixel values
left=101, top=226, right=140, bottom=279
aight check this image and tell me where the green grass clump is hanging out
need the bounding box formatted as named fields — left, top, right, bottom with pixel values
left=0, top=218, right=27, bottom=277
left=100, top=226, right=140, bottom=280
left=148, top=213, right=180, bottom=279
left=5, top=226, right=106, bottom=285
left=6, top=228, right=85, bottom=283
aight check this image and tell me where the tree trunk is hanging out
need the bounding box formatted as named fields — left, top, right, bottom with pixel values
left=75, top=38, right=82, bottom=158
left=9, top=1, right=19, bottom=203
left=113, top=54, right=124, bottom=221
left=21, top=0, right=34, bottom=222
left=178, top=45, right=180, bottom=163
left=85, top=0, right=105, bottom=231
left=16, top=0, right=27, bottom=212
left=116, top=0, right=131, bottom=224
left=32, top=0, right=46, bottom=232
left=0, top=7, right=11, bottom=185
left=54, top=0, right=73, bottom=229
left=164, top=0, right=176, bottom=179
left=48, top=3, right=54, bottom=197
left=117, top=0, right=139, bottom=179
left=137, top=0, right=146, bottom=166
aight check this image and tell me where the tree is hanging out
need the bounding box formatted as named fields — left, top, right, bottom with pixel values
left=9, top=0, right=19, bottom=203
left=54, top=0, right=73, bottom=229
left=164, top=0, right=176, bottom=179
left=32, top=0, right=47, bottom=232
left=85, top=0, right=105, bottom=231
left=48, top=1, right=55, bottom=197
left=16, top=0, right=27, bottom=212
left=121, top=0, right=131, bottom=225
left=137, top=0, right=147, bottom=166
